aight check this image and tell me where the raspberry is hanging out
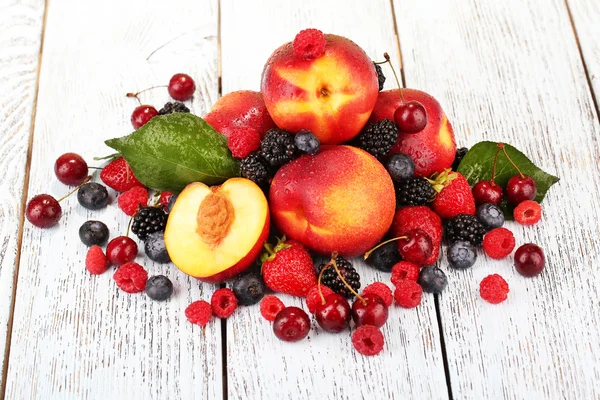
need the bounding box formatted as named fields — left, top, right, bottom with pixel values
left=227, top=127, right=262, bottom=159
left=85, top=245, right=108, bottom=275
left=390, top=261, right=420, bottom=286
left=514, top=200, right=542, bottom=226
left=293, top=28, right=326, bottom=59
left=160, top=191, right=173, bottom=209
left=185, top=300, right=212, bottom=326
left=305, top=285, right=334, bottom=314
left=211, top=288, right=238, bottom=318
left=480, top=274, right=509, bottom=304
left=352, top=325, right=384, bottom=356
left=394, top=280, right=423, bottom=308
left=362, top=282, right=393, bottom=307
left=260, top=295, right=285, bottom=321
left=113, top=262, right=148, bottom=293
left=118, top=186, right=148, bottom=216
left=483, top=228, right=516, bottom=260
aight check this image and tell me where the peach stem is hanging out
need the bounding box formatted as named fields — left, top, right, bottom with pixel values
left=363, top=236, right=408, bottom=260
left=383, top=52, right=405, bottom=103
left=330, top=255, right=366, bottom=305
left=56, top=176, right=91, bottom=203
left=498, top=142, right=525, bottom=178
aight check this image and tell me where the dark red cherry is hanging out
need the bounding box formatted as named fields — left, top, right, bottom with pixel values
left=514, top=243, right=545, bottom=277
left=26, top=194, right=62, bottom=228
left=273, top=306, right=311, bottom=342
left=315, top=293, right=351, bottom=333
left=394, top=100, right=428, bottom=133
left=472, top=180, right=503, bottom=206
left=351, top=293, right=388, bottom=328
left=106, top=236, right=138, bottom=266
left=131, top=105, right=158, bottom=129
left=168, top=73, right=196, bottom=101
left=506, top=175, right=537, bottom=205
left=54, top=153, right=88, bottom=186
left=398, top=229, right=433, bottom=263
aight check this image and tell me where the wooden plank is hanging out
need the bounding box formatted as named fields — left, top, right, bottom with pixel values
left=0, top=0, right=45, bottom=395
left=4, top=0, right=222, bottom=399
left=391, top=0, right=600, bottom=398
left=220, top=1, right=448, bottom=399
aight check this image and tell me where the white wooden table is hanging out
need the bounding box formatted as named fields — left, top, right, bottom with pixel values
left=1, top=0, right=599, bottom=399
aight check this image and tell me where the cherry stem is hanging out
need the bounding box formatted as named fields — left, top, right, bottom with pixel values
left=498, top=142, right=524, bottom=178
left=382, top=52, right=405, bottom=103
left=93, top=153, right=119, bottom=161
left=317, top=259, right=330, bottom=305
left=126, top=85, right=168, bottom=101
left=88, top=166, right=103, bottom=170
left=364, top=236, right=408, bottom=260
left=329, top=253, right=365, bottom=305
left=56, top=176, right=91, bottom=202
left=491, top=146, right=502, bottom=185
left=126, top=214, right=134, bottom=237
left=151, top=192, right=161, bottom=207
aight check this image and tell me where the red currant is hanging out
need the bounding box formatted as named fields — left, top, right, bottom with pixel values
left=394, top=100, right=427, bottom=133
left=168, top=73, right=196, bottom=101
left=472, top=180, right=503, bottom=206
left=131, top=105, right=158, bottom=129
left=351, top=293, right=388, bottom=328
left=514, top=243, right=545, bottom=277
left=272, top=306, right=310, bottom=342
left=398, top=229, right=433, bottom=263
left=315, top=293, right=351, bottom=333
left=106, top=236, right=138, bottom=266
left=54, top=153, right=88, bottom=186
left=26, top=194, right=62, bottom=228
left=506, top=175, right=537, bottom=205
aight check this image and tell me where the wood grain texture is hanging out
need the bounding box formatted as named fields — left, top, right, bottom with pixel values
left=392, top=0, right=600, bottom=398
left=220, top=1, right=448, bottom=399
left=0, top=0, right=45, bottom=394
left=4, top=0, right=222, bottom=399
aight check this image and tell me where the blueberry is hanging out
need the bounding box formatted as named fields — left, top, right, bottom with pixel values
left=418, top=266, right=448, bottom=293
left=447, top=240, right=477, bottom=269
left=294, top=130, right=320, bottom=154
left=77, top=182, right=109, bottom=210
left=231, top=271, right=265, bottom=305
left=386, top=154, right=415, bottom=182
left=476, top=203, right=505, bottom=230
left=167, top=194, right=178, bottom=213
left=79, top=220, right=109, bottom=246
left=145, top=275, right=173, bottom=301
left=365, top=241, right=401, bottom=272
left=144, top=231, right=171, bottom=263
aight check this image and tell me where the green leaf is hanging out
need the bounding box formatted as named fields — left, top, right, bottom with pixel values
left=105, top=113, right=240, bottom=192
left=457, top=141, right=559, bottom=211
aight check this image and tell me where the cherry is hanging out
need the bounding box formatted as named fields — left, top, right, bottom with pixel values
left=351, top=293, right=388, bottom=328
left=514, top=243, right=545, bottom=277
left=315, top=293, right=351, bottom=333
left=394, top=101, right=428, bottom=133
left=472, top=180, right=503, bottom=206
left=106, top=236, right=138, bottom=266
left=398, top=229, right=433, bottom=264
left=26, top=194, right=62, bottom=228
left=272, top=306, right=311, bottom=342
left=54, top=153, right=88, bottom=186
left=168, top=73, right=196, bottom=101
left=131, top=105, right=158, bottom=129
left=506, top=175, right=537, bottom=206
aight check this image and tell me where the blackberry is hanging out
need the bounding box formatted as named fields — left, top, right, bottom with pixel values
left=158, top=102, right=190, bottom=115
left=318, top=255, right=360, bottom=298
left=261, top=129, right=297, bottom=166
left=240, top=151, right=270, bottom=186
left=374, top=63, right=386, bottom=91
left=356, top=119, right=398, bottom=160
left=452, top=147, right=468, bottom=171
left=131, top=206, right=167, bottom=241
left=395, top=177, right=435, bottom=207
left=446, top=214, right=486, bottom=246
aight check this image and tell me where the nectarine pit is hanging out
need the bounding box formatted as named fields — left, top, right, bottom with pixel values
left=196, top=188, right=235, bottom=246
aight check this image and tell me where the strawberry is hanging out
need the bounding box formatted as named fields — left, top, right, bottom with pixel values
left=261, top=237, right=317, bottom=297
left=430, top=169, right=475, bottom=219
left=100, top=157, right=143, bottom=192
left=390, top=206, right=442, bottom=266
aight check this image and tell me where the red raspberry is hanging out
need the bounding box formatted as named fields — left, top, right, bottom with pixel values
left=260, top=295, right=285, bottom=321
left=305, top=285, right=334, bottom=314
left=185, top=300, right=212, bottom=326
left=293, top=28, right=326, bottom=59
left=352, top=325, right=384, bottom=356
left=362, top=282, right=393, bottom=307
left=211, top=288, right=238, bottom=318
left=483, top=228, right=516, bottom=260
left=514, top=200, right=542, bottom=226
left=113, top=262, right=148, bottom=293
left=85, top=245, right=108, bottom=275
left=390, top=261, right=420, bottom=286
left=480, top=274, right=509, bottom=304
left=160, top=191, right=173, bottom=209
left=394, top=280, right=423, bottom=308
left=118, top=186, right=148, bottom=216
left=227, top=127, right=261, bottom=159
